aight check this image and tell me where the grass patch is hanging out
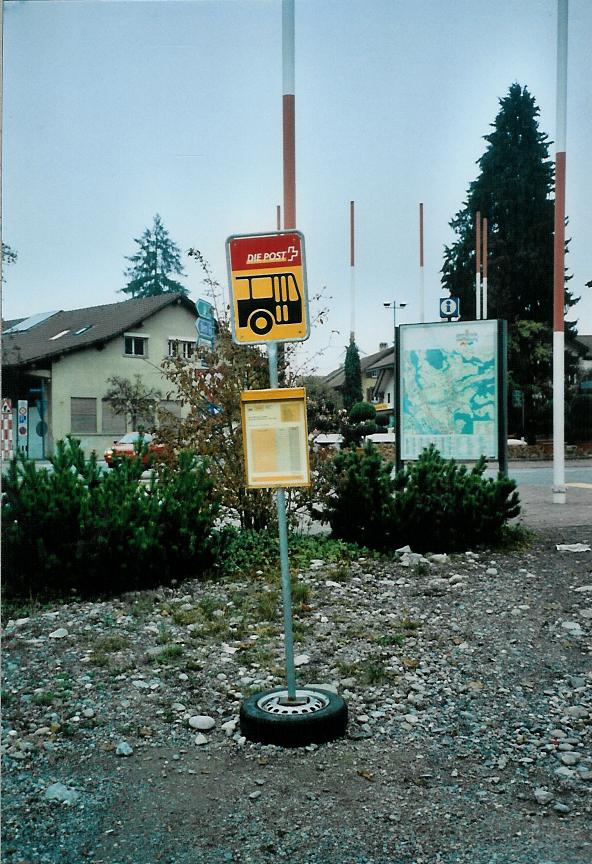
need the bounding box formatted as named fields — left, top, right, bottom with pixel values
left=32, top=691, right=56, bottom=706
left=153, top=644, right=184, bottom=663
left=92, top=635, right=130, bottom=653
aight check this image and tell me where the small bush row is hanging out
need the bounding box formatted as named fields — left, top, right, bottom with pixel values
left=2, top=437, right=219, bottom=601
left=316, top=443, right=520, bottom=553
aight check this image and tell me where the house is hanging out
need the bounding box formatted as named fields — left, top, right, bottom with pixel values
left=2, top=292, right=200, bottom=458
left=324, top=344, right=393, bottom=405
left=574, top=334, right=592, bottom=389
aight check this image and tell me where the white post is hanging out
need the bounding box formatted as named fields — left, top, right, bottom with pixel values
left=350, top=200, right=355, bottom=343
left=482, top=217, right=488, bottom=319
left=475, top=211, right=481, bottom=320
left=553, top=0, right=568, bottom=504
left=419, top=203, right=425, bottom=323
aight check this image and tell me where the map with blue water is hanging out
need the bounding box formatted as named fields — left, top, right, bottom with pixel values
left=399, top=320, right=499, bottom=461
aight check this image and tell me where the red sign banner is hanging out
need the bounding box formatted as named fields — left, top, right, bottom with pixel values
left=228, top=232, right=302, bottom=271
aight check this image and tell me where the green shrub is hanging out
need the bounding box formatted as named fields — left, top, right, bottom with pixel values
left=318, top=442, right=520, bottom=553
left=322, top=443, right=397, bottom=549
left=2, top=437, right=219, bottom=601
left=348, top=402, right=376, bottom=423
left=375, top=413, right=390, bottom=428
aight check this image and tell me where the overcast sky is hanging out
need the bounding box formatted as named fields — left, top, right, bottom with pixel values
left=3, top=0, right=591, bottom=374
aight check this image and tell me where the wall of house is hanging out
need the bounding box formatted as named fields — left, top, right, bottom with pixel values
left=50, top=304, right=197, bottom=457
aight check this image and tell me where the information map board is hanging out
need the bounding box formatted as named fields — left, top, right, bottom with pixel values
left=240, top=388, right=310, bottom=489
left=396, top=319, right=507, bottom=464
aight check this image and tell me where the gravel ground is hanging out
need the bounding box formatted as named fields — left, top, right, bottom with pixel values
left=2, top=523, right=591, bottom=864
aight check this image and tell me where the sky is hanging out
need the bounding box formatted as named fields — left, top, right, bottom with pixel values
left=2, top=0, right=591, bottom=375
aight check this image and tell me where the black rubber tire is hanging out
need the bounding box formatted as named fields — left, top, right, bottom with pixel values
left=248, top=309, right=274, bottom=336
left=239, top=687, right=348, bottom=748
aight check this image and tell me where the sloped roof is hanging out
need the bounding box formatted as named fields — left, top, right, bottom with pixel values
left=324, top=345, right=393, bottom=389
left=2, top=293, right=196, bottom=368
left=575, top=334, right=592, bottom=358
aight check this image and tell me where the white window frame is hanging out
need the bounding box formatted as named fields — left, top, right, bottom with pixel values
left=124, top=333, right=149, bottom=357
left=167, top=337, right=197, bottom=360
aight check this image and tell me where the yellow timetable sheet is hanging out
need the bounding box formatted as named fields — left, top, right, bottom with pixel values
left=240, top=389, right=310, bottom=488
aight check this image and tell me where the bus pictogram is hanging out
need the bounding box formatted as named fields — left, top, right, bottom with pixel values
left=226, top=230, right=309, bottom=345
left=236, top=272, right=303, bottom=336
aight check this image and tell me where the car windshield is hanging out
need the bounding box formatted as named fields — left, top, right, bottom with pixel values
left=118, top=432, right=153, bottom=444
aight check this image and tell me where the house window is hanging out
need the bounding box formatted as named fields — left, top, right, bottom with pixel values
left=71, top=397, right=97, bottom=433
left=168, top=339, right=197, bottom=359
left=158, top=399, right=182, bottom=419
left=124, top=334, right=148, bottom=357
left=102, top=399, right=126, bottom=434
left=368, top=369, right=379, bottom=378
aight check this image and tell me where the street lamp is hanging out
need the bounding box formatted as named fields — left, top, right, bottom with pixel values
left=383, top=301, right=407, bottom=427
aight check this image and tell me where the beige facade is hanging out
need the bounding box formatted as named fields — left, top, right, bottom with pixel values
left=50, top=303, right=196, bottom=456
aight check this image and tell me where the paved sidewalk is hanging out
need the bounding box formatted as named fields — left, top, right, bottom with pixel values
left=513, top=479, right=591, bottom=530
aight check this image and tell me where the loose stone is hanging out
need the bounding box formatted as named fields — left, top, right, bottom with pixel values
left=189, top=715, right=215, bottom=731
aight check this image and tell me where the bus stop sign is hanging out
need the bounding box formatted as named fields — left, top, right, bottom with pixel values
left=226, top=231, right=309, bottom=345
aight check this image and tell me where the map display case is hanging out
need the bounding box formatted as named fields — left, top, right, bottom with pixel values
left=396, top=320, right=507, bottom=468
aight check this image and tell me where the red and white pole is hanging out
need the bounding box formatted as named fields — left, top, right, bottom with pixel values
left=419, top=203, right=425, bottom=323
left=553, top=0, right=568, bottom=504
left=482, top=217, right=488, bottom=319
left=282, top=0, right=296, bottom=231
left=350, top=200, right=355, bottom=343
left=475, top=211, right=481, bottom=320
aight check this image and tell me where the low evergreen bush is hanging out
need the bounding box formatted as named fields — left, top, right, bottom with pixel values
left=2, top=437, right=219, bottom=601
left=318, top=442, right=520, bottom=553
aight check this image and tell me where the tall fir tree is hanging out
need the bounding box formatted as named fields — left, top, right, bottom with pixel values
left=343, top=341, right=363, bottom=410
left=122, top=214, right=187, bottom=298
left=441, top=83, right=578, bottom=437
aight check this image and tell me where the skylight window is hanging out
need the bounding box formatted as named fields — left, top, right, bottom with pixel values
left=74, top=324, right=93, bottom=336
left=50, top=329, right=70, bottom=341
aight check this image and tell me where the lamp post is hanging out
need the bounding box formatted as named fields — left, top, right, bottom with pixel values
left=383, top=301, right=407, bottom=426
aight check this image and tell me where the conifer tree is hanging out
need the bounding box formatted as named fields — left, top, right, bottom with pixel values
left=343, top=341, right=363, bottom=410
left=441, top=83, right=579, bottom=438
left=122, top=214, right=187, bottom=298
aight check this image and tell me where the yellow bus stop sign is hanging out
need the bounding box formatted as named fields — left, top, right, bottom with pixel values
left=226, top=231, right=309, bottom=345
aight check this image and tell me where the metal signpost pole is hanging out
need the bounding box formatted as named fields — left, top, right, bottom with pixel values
left=267, top=341, right=297, bottom=700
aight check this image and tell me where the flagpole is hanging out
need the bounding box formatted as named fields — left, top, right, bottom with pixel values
left=552, top=0, right=568, bottom=505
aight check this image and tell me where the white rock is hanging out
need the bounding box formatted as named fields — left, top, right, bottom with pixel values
left=49, top=628, right=68, bottom=639
left=194, top=733, right=209, bottom=746
left=557, top=543, right=591, bottom=553
left=534, top=787, right=553, bottom=805
left=560, top=752, right=581, bottom=766
left=171, top=703, right=186, bottom=712
left=115, top=741, right=133, bottom=757
left=309, top=559, right=325, bottom=570
left=44, top=782, right=80, bottom=804
left=294, top=654, right=310, bottom=667
left=574, top=585, right=592, bottom=593
left=486, top=568, right=498, bottom=576
left=188, top=715, right=215, bottom=731
left=132, top=680, right=150, bottom=689
left=561, top=621, right=583, bottom=636
left=429, top=554, right=448, bottom=565
left=221, top=719, right=238, bottom=735
left=404, top=714, right=419, bottom=724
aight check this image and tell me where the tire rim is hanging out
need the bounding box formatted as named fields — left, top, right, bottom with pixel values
left=256, top=689, right=330, bottom=716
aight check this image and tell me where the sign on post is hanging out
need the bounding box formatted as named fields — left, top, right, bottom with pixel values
left=1, top=398, right=13, bottom=459
left=195, top=298, right=216, bottom=350
left=226, top=231, right=309, bottom=345
left=17, top=400, right=28, bottom=453
left=241, top=388, right=311, bottom=488
left=440, top=296, right=460, bottom=319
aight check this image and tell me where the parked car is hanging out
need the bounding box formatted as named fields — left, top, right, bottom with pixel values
left=103, top=432, right=167, bottom=468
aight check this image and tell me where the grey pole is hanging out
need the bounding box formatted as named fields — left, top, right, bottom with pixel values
left=268, top=342, right=297, bottom=700
left=384, top=301, right=406, bottom=425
